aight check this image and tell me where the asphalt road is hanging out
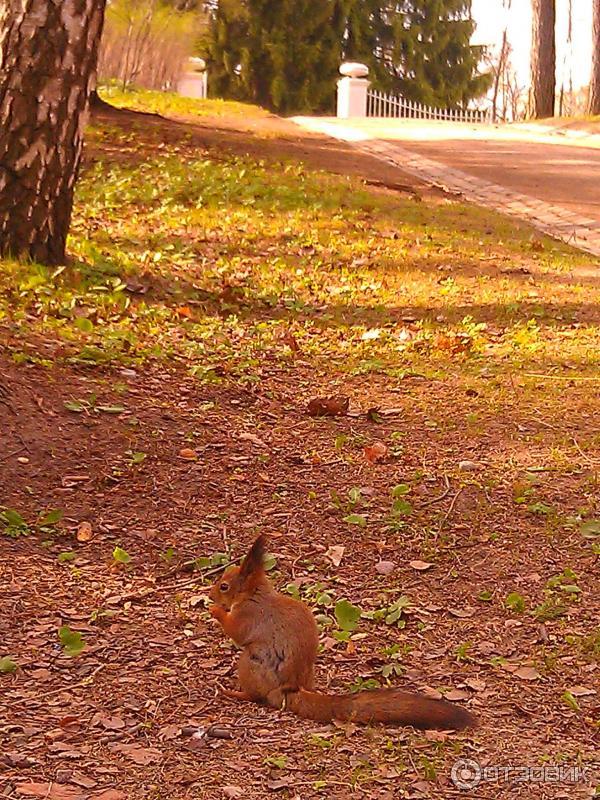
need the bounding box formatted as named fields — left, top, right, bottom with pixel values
left=319, top=120, right=600, bottom=223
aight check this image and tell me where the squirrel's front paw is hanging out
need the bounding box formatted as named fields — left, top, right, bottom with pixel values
left=210, top=604, right=226, bottom=622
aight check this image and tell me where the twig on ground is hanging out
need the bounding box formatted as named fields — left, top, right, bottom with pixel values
left=421, top=475, right=451, bottom=507
left=572, top=437, right=600, bottom=466
left=7, top=663, right=107, bottom=709
left=438, top=487, right=464, bottom=531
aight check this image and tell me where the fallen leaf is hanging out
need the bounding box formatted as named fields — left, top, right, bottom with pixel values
left=16, top=784, right=84, bottom=800
left=307, top=396, right=349, bottom=417
left=464, top=678, right=486, bottom=692
left=94, top=791, right=127, bottom=800
left=424, top=730, right=449, bottom=742
left=364, top=442, right=388, bottom=463
left=443, top=689, right=470, bottom=702
left=325, top=545, right=345, bottom=567
left=100, top=716, right=125, bottom=731
left=178, top=448, right=197, bottom=461
left=448, top=607, right=477, bottom=618
left=70, top=773, right=97, bottom=789
left=514, top=667, right=541, bottom=681
left=409, top=560, right=433, bottom=571
left=222, top=787, right=243, bottom=799
left=567, top=685, right=596, bottom=697
left=111, top=744, right=161, bottom=765
left=159, top=724, right=181, bottom=740
left=458, top=460, right=480, bottom=472
left=375, top=560, right=396, bottom=575
left=420, top=686, right=443, bottom=700
left=76, top=521, right=93, bottom=542
left=239, top=432, right=268, bottom=447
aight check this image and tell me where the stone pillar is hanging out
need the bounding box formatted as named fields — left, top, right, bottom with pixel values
left=336, top=63, right=370, bottom=119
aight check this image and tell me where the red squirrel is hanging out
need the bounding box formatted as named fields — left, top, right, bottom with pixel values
left=209, top=535, right=477, bottom=730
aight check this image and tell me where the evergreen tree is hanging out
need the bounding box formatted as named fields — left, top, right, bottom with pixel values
left=208, top=0, right=490, bottom=113
left=209, top=0, right=343, bottom=113
left=388, top=1, right=491, bottom=107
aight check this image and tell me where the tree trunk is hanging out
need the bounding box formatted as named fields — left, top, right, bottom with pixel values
left=589, top=0, right=600, bottom=115
left=0, top=0, right=106, bottom=266
left=529, top=0, right=556, bottom=119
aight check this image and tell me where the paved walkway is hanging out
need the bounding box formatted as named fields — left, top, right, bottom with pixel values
left=292, top=118, right=600, bottom=258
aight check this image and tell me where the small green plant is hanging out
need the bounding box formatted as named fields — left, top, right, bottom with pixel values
left=349, top=676, right=380, bottom=693
left=333, top=599, right=362, bottom=641
left=0, top=656, right=18, bottom=674
left=379, top=643, right=408, bottom=678
left=264, top=755, right=287, bottom=769
left=113, top=546, right=132, bottom=564
left=194, top=551, right=229, bottom=571
left=363, top=596, right=412, bottom=629
left=127, top=450, right=147, bottom=465
left=0, top=508, right=30, bottom=538
left=455, top=641, right=473, bottom=663
left=505, top=592, right=526, bottom=613
left=58, top=626, right=86, bottom=657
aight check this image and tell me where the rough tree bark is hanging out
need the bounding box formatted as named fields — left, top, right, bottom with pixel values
left=529, top=0, right=556, bottom=119
left=0, top=0, right=106, bottom=266
left=589, top=0, right=600, bottom=115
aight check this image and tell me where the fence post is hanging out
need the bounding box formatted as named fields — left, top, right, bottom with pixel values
left=337, top=63, right=370, bottom=118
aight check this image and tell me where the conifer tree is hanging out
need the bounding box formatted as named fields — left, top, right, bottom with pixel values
left=388, top=0, right=491, bottom=107
left=209, top=0, right=343, bottom=113
left=208, top=0, right=490, bottom=113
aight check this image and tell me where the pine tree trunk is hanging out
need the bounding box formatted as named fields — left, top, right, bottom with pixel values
left=589, top=0, right=600, bottom=115
left=529, top=0, right=556, bottom=119
left=0, top=0, right=106, bottom=266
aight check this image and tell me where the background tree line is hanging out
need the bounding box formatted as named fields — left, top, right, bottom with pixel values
left=207, top=0, right=492, bottom=114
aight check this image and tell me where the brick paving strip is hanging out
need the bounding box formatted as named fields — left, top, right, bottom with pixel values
left=292, top=117, right=600, bottom=258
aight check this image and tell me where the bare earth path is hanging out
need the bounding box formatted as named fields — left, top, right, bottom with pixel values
left=292, top=118, right=600, bottom=257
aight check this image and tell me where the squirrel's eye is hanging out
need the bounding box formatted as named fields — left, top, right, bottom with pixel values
left=219, top=581, right=229, bottom=592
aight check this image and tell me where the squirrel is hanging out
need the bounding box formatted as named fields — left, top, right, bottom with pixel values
left=209, top=535, right=477, bottom=730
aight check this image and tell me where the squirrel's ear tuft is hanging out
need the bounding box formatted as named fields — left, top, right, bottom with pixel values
left=240, top=534, right=267, bottom=578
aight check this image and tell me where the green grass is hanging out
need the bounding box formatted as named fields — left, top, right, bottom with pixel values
left=2, top=91, right=600, bottom=386
left=99, top=84, right=269, bottom=120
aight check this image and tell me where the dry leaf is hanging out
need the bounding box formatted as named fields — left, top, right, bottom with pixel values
left=307, top=396, right=349, bottom=417
left=424, top=730, right=449, bottom=742
left=70, top=773, right=97, bottom=789
left=16, top=784, right=84, bottom=800
left=514, top=667, right=541, bottom=681
left=222, top=787, right=243, bottom=799
left=94, top=791, right=127, bottom=800
left=239, top=432, right=268, bottom=447
left=100, top=716, right=125, bottom=731
left=420, top=686, right=443, bottom=700
left=567, top=685, right=596, bottom=697
left=76, top=521, right=93, bottom=543
left=443, top=689, right=470, bottom=702
left=409, top=560, right=433, bottom=571
left=112, top=744, right=161, bottom=765
left=375, top=560, right=396, bottom=575
left=325, top=545, right=345, bottom=567
left=179, top=448, right=197, bottom=461
left=464, top=678, right=486, bottom=692
left=364, top=442, right=388, bottom=463
left=448, top=606, right=477, bottom=618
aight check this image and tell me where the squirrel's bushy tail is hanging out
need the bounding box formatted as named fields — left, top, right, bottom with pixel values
left=286, top=688, right=477, bottom=730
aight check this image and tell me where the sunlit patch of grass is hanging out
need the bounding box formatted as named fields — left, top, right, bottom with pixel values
left=1, top=90, right=599, bottom=386
left=99, top=85, right=268, bottom=121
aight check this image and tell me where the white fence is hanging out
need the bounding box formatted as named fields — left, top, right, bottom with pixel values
left=366, top=89, right=491, bottom=123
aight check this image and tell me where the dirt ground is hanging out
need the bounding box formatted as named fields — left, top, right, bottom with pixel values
left=1, top=105, right=599, bottom=800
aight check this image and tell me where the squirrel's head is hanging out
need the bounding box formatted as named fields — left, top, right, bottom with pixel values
left=209, top=534, right=267, bottom=610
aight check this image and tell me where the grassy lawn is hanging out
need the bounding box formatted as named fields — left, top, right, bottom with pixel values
left=1, top=91, right=598, bottom=800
